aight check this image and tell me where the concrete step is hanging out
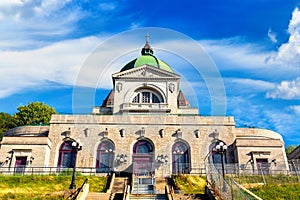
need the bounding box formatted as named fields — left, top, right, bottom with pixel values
left=85, top=192, right=110, bottom=200
left=132, top=185, right=154, bottom=194
left=154, top=177, right=166, bottom=193
left=110, top=193, right=124, bottom=200
left=111, top=177, right=127, bottom=193
left=129, top=194, right=167, bottom=200
left=134, top=177, right=154, bottom=185
left=172, top=194, right=209, bottom=200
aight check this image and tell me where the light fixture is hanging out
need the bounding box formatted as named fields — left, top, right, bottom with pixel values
left=72, top=139, right=83, bottom=150
left=116, top=154, right=127, bottom=164
left=29, top=156, right=34, bottom=164
left=69, top=139, right=83, bottom=189
left=215, top=141, right=227, bottom=180
left=156, top=155, right=168, bottom=167
left=5, top=156, right=11, bottom=164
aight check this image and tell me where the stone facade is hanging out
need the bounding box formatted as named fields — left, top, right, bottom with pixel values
left=0, top=40, right=288, bottom=176
left=288, top=145, right=300, bottom=160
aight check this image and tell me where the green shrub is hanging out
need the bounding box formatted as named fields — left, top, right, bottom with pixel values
left=172, top=175, right=206, bottom=194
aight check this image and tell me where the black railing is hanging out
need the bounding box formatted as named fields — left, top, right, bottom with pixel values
left=0, top=166, right=104, bottom=176
left=72, top=178, right=88, bottom=200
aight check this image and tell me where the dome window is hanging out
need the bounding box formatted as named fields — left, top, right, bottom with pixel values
left=131, top=90, right=163, bottom=104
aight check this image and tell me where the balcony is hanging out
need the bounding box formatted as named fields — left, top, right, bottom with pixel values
left=121, top=103, right=170, bottom=113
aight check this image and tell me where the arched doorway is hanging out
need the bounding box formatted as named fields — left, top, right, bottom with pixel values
left=57, top=141, right=75, bottom=168
left=96, top=140, right=115, bottom=173
left=172, top=141, right=190, bottom=174
left=132, top=139, right=154, bottom=176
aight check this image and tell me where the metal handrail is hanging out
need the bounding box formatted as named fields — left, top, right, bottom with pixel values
left=72, top=178, right=88, bottom=200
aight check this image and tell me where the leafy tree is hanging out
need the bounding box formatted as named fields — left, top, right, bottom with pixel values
left=0, top=112, right=16, bottom=141
left=14, top=102, right=56, bottom=126
left=285, top=145, right=296, bottom=156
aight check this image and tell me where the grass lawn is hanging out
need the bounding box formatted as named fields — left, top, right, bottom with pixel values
left=0, top=174, right=108, bottom=200
left=173, top=175, right=206, bottom=194
left=232, top=174, right=300, bottom=200
left=249, top=183, right=300, bottom=200
left=235, top=174, right=299, bottom=184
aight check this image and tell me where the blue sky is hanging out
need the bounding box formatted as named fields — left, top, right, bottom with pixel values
left=0, top=0, right=300, bottom=146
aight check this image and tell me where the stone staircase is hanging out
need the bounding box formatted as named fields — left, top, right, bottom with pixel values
left=154, top=178, right=167, bottom=193
left=85, top=192, right=110, bottom=200
left=109, top=177, right=127, bottom=200
left=85, top=177, right=127, bottom=200
left=111, top=177, right=127, bottom=193
left=132, top=177, right=155, bottom=194
left=85, top=176, right=170, bottom=200
left=130, top=176, right=167, bottom=200
left=129, top=194, right=167, bottom=200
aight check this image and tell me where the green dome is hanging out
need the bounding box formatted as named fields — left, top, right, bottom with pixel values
left=120, top=39, right=174, bottom=73
left=120, top=55, right=173, bottom=73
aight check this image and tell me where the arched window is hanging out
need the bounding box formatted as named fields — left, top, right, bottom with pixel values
left=57, top=141, right=75, bottom=168
left=132, top=90, right=163, bottom=103
left=96, top=141, right=115, bottom=173
left=133, top=140, right=153, bottom=154
left=172, top=141, right=190, bottom=174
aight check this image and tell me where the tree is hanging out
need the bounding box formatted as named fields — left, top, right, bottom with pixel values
left=0, top=112, right=16, bottom=141
left=285, top=145, right=296, bottom=156
left=14, top=102, right=56, bottom=126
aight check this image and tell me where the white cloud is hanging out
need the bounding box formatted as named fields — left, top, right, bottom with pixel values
left=267, top=28, right=277, bottom=43
left=266, top=77, right=300, bottom=99
left=0, top=36, right=102, bottom=98
left=263, top=109, right=300, bottom=144
left=267, top=7, right=300, bottom=68
left=228, top=78, right=275, bottom=91
left=98, top=2, right=117, bottom=11
left=200, top=39, right=277, bottom=71
left=0, top=0, right=80, bottom=50
left=288, top=105, right=300, bottom=115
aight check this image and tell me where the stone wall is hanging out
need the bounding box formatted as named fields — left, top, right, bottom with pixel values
left=0, top=136, right=51, bottom=168
left=234, top=128, right=288, bottom=171
left=48, top=114, right=236, bottom=176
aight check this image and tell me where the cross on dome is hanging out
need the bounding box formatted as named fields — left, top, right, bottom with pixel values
left=142, top=34, right=153, bottom=55
left=145, top=34, right=150, bottom=43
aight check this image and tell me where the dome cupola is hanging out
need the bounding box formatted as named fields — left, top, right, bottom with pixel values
left=120, top=35, right=174, bottom=73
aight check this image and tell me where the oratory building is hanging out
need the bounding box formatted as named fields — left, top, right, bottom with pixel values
left=0, top=39, right=288, bottom=176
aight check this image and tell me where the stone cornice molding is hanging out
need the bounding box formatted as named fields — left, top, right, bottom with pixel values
left=112, top=65, right=180, bottom=79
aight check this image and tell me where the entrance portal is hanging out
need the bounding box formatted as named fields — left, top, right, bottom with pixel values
left=15, top=156, right=27, bottom=174
left=132, top=139, right=154, bottom=176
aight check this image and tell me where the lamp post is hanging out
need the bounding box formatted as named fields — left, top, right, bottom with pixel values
left=156, top=155, right=168, bottom=166
left=115, top=154, right=127, bottom=177
left=156, top=155, right=168, bottom=177
left=215, top=141, right=227, bottom=191
left=69, top=140, right=83, bottom=189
